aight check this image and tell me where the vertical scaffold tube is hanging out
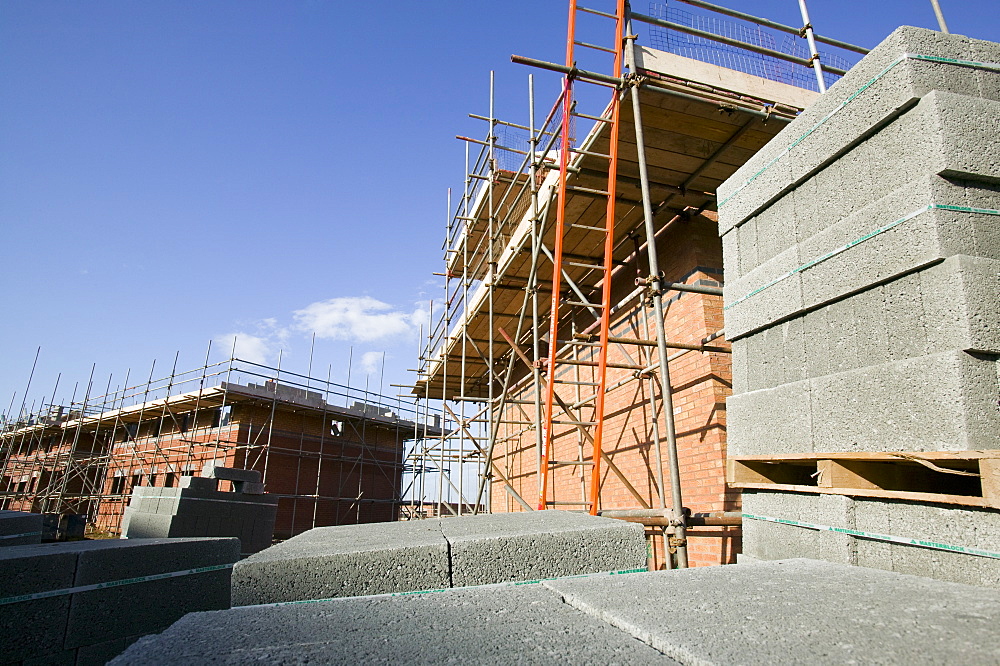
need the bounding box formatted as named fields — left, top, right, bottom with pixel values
left=797, top=0, right=827, bottom=93
left=539, top=0, right=579, bottom=510
left=623, top=3, right=688, bottom=567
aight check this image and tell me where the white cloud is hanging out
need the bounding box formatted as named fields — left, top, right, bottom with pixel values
left=360, top=351, right=384, bottom=375
left=293, top=296, right=426, bottom=343
left=215, top=333, right=272, bottom=365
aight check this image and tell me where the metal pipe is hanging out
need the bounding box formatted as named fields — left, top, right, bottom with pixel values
left=797, top=0, right=827, bottom=93
left=930, top=0, right=950, bottom=33
left=636, top=277, right=723, bottom=297
left=612, top=515, right=742, bottom=527
left=511, top=56, right=796, bottom=122
left=624, top=4, right=688, bottom=568
left=573, top=334, right=729, bottom=353
left=671, top=0, right=869, bottom=54
left=629, top=12, right=848, bottom=76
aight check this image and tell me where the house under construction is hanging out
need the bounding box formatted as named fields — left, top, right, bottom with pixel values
left=411, top=1, right=867, bottom=568
left=0, top=358, right=441, bottom=539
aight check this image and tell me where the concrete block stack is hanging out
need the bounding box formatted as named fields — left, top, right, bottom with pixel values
left=0, top=536, right=238, bottom=665
left=121, top=465, right=278, bottom=555
left=232, top=511, right=645, bottom=605
left=113, top=559, right=1000, bottom=664
left=717, top=26, right=1000, bottom=585
left=0, top=510, right=42, bottom=547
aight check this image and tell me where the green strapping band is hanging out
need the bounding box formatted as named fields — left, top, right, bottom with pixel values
left=251, top=567, right=649, bottom=609
left=724, top=204, right=1000, bottom=310
left=0, top=563, right=234, bottom=606
left=742, top=513, right=1000, bottom=560
left=0, top=531, right=42, bottom=540
left=718, top=53, right=1000, bottom=209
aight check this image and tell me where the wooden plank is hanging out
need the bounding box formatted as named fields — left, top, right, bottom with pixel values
left=727, top=459, right=817, bottom=486
left=816, top=460, right=881, bottom=490
left=731, top=451, right=1000, bottom=462
left=981, top=459, right=1000, bottom=504
left=731, top=482, right=1000, bottom=511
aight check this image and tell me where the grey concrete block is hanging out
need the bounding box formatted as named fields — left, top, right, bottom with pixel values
left=111, top=583, right=674, bottom=665
left=179, top=475, right=216, bottom=491
left=122, top=512, right=173, bottom=539
left=725, top=88, right=996, bottom=253
left=728, top=172, right=1000, bottom=339
left=21, top=649, right=77, bottom=665
left=810, top=350, right=1000, bottom=452
left=720, top=227, right=740, bottom=286
left=729, top=336, right=750, bottom=395
left=796, top=174, right=996, bottom=312
left=718, top=26, right=998, bottom=228
left=728, top=350, right=1000, bottom=453
left=800, top=307, right=832, bottom=381
left=231, top=520, right=451, bottom=605
left=545, top=558, right=1000, bottom=665
left=740, top=492, right=1000, bottom=591
left=920, top=254, right=1000, bottom=355
left=725, top=379, right=812, bottom=456
left=118, top=507, right=134, bottom=537
left=201, top=463, right=261, bottom=484
left=65, top=537, right=239, bottom=649
left=717, top=148, right=793, bottom=234
left=853, top=499, right=1000, bottom=589
left=441, top=511, right=646, bottom=587
left=75, top=635, right=143, bottom=666
left=741, top=491, right=855, bottom=563
left=724, top=243, right=803, bottom=339
left=0, top=509, right=43, bottom=547
left=0, top=544, right=78, bottom=663
left=123, top=488, right=277, bottom=551
left=850, top=284, right=893, bottom=370
left=236, top=480, right=265, bottom=495
left=732, top=255, right=1000, bottom=395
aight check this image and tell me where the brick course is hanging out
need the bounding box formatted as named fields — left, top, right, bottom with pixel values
left=491, top=213, right=738, bottom=567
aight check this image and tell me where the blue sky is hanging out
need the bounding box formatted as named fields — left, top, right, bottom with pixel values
left=2, top=1, right=997, bottom=413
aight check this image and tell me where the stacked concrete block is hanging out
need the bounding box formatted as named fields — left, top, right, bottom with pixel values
left=0, top=510, right=42, bottom=547
left=719, top=26, right=1000, bottom=581
left=743, top=491, right=1000, bottom=589
left=441, top=510, right=646, bottom=587
left=232, top=511, right=645, bottom=606
left=114, top=559, right=1000, bottom=664
left=720, top=26, right=1000, bottom=456
left=231, top=519, right=451, bottom=605
left=0, top=536, right=238, bottom=664
left=201, top=462, right=266, bottom=494
left=544, top=558, right=1000, bottom=664
left=121, top=468, right=278, bottom=554
left=114, top=581, right=672, bottom=665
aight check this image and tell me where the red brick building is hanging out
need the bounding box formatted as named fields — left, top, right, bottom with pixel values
left=1, top=373, right=435, bottom=540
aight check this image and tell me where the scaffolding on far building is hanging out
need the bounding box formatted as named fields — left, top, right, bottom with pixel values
left=0, top=354, right=444, bottom=538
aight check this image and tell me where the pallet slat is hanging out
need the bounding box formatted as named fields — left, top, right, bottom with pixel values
left=727, top=452, right=1000, bottom=510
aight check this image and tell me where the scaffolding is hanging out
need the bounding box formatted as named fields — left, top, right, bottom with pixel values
left=1, top=354, right=443, bottom=538
left=411, top=0, right=867, bottom=567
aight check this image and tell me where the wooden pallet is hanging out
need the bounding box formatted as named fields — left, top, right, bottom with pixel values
left=728, top=451, right=1000, bottom=510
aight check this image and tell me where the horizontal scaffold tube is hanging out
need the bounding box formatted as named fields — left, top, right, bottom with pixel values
left=573, top=333, right=729, bottom=353
left=669, top=0, right=869, bottom=54
left=601, top=509, right=742, bottom=527
left=630, top=12, right=849, bottom=76
left=510, top=55, right=794, bottom=123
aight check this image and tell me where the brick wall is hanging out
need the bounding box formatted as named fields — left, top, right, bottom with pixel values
left=490, top=213, right=739, bottom=567
left=2, top=400, right=408, bottom=541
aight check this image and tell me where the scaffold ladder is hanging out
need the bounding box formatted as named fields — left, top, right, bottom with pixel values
left=539, top=0, right=626, bottom=515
